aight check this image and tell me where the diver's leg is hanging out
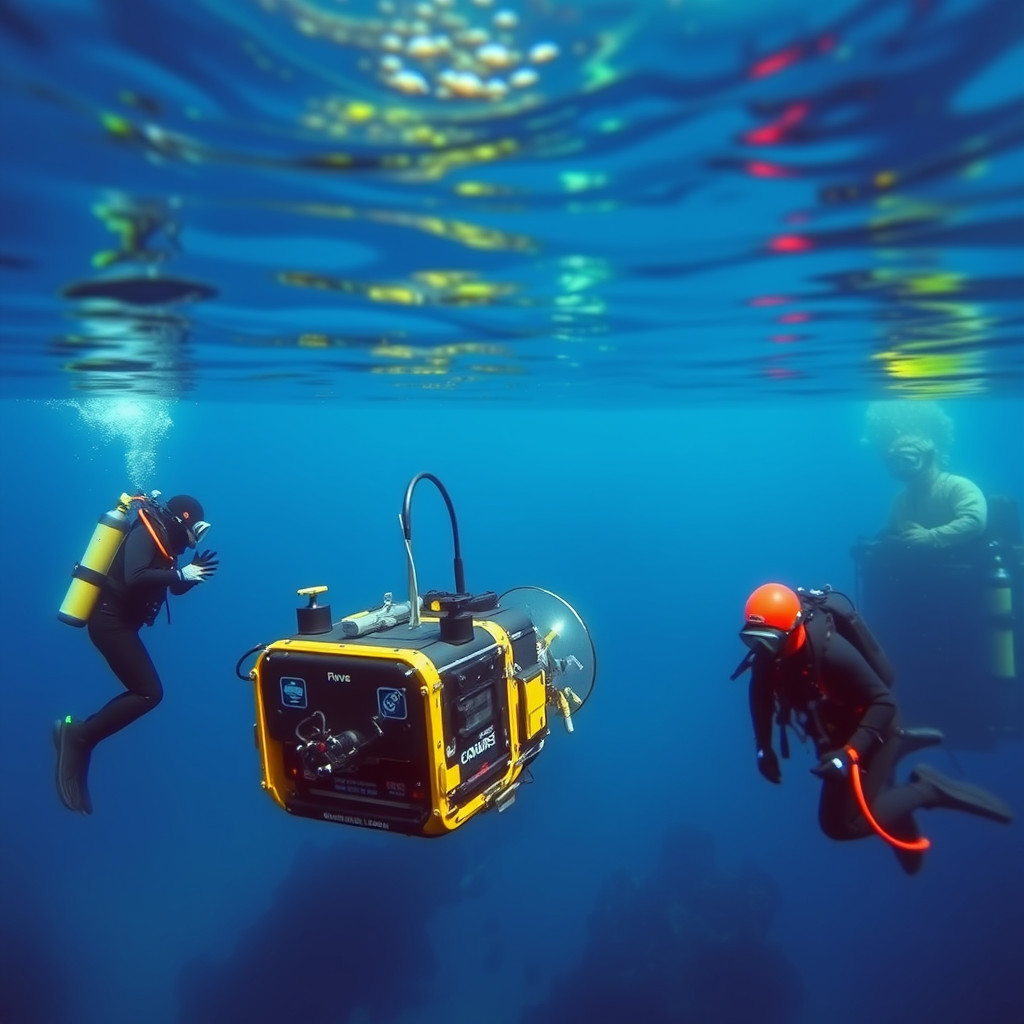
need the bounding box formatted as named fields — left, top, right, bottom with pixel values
left=819, top=776, right=927, bottom=874
left=818, top=776, right=867, bottom=839
left=858, top=726, right=933, bottom=835
left=818, top=729, right=903, bottom=841
left=54, top=610, right=164, bottom=813
left=843, top=765, right=1011, bottom=875
left=80, top=609, right=164, bottom=746
left=893, top=726, right=944, bottom=761
left=863, top=715, right=1012, bottom=825
left=817, top=729, right=926, bottom=873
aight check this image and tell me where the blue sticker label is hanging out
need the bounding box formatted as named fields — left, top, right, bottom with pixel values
left=281, top=676, right=307, bottom=709
left=377, top=687, right=407, bottom=720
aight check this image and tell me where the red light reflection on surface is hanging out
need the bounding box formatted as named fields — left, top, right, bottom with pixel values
left=743, top=103, right=810, bottom=146
left=749, top=295, right=790, bottom=307
left=770, top=334, right=801, bottom=343
left=769, top=234, right=814, bottom=253
left=778, top=312, right=810, bottom=323
left=746, top=161, right=791, bottom=178
left=749, top=47, right=802, bottom=79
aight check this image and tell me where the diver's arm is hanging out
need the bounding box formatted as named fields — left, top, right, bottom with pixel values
left=825, top=639, right=897, bottom=757
left=168, top=574, right=196, bottom=596
left=122, top=524, right=183, bottom=590
left=925, top=475, right=987, bottom=547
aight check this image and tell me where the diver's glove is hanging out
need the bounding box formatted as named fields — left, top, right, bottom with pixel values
left=179, top=549, right=219, bottom=583
left=193, top=520, right=212, bottom=543
left=757, top=747, right=782, bottom=784
left=811, top=748, right=853, bottom=780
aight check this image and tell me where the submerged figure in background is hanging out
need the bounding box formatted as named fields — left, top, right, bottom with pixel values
left=738, top=583, right=1012, bottom=876
left=55, top=494, right=218, bottom=815
left=862, top=399, right=986, bottom=549
left=881, top=433, right=986, bottom=550
left=853, top=400, right=1022, bottom=750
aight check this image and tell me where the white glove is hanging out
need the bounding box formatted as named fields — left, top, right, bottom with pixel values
left=193, top=520, right=211, bottom=543
left=179, top=550, right=218, bottom=583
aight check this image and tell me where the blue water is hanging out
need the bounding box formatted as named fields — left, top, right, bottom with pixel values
left=3, top=1, right=1024, bottom=1023
left=3, top=0, right=1024, bottom=400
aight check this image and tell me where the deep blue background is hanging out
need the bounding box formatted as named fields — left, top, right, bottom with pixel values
left=2, top=395, right=1022, bottom=1023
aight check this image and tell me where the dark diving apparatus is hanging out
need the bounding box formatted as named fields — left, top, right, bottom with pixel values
left=236, top=473, right=596, bottom=837
left=853, top=493, right=1024, bottom=752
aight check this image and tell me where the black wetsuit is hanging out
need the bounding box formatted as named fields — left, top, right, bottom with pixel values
left=749, top=616, right=930, bottom=851
left=79, top=516, right=195, bottom=749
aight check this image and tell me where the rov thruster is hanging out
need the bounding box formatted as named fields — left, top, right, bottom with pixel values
left=236, top=473, right=596, bottom=837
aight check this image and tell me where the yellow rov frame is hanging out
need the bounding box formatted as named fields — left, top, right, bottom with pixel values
left=242, top=474, right=594, bottom=837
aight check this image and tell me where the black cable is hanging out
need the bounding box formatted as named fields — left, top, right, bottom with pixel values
left=401, top=472, right=465, bottom=594
left=235, top=643, right=265, bottom=680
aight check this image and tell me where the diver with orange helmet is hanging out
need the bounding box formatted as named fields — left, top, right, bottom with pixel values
left=54, top=494, right=218, bottom=815
left=739, top=582, right=1012, bottom=874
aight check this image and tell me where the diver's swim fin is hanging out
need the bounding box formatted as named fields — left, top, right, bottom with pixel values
left=911, top=763, right=1012, bottom=824
left=53, top=718, right=93, bottom=816
left=896, top=727, right=944, bottom=759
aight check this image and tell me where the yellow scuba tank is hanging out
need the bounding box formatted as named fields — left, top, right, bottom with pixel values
left=987, top=551, right=1015, bottom=680
left=58, top=493, right=135, bottom=627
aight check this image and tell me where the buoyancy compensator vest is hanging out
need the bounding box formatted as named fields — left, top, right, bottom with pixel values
left=58, top=492, right=177, bottom=627
left=799, top=586, right=896, bottom=689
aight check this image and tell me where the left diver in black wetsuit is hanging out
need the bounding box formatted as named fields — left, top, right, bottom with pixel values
left=739, top=583, right=1013, bottom=875
left=54, top=494, right=218, bottom=814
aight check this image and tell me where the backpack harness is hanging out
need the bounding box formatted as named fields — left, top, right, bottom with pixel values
left=731, top=587, right=895, bottom=759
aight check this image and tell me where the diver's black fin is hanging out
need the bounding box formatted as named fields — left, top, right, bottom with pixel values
left=911, top=763, right=1012, bottom=824
left=53, top=718, right=93, bottom=816
left=896, top=726, right=944, bottom=759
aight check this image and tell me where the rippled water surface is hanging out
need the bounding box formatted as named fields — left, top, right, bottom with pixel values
left=2, top=0, right=1023, bottom=402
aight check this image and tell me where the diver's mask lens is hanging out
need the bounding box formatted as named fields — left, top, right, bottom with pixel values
left=739, top=625, right=789, bottom=657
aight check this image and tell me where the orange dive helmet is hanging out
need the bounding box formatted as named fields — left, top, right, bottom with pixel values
left=740, top=583, right=806, bottom=657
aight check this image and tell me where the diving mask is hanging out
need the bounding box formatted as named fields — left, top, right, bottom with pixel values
left=739, top=624, right=791, bottom=658
left=739, top=608, right=803, bottom=658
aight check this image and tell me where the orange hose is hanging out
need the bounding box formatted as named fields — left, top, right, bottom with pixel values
left=137, top=507, right=173, bottom=563
left=846, top=746, right=930, bottom=852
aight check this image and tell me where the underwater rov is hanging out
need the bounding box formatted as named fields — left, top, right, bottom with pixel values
left=236, top=473, right=596, bottom=837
